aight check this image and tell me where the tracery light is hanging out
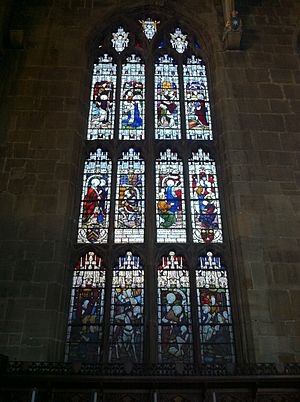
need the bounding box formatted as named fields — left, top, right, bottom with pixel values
left=188, top=149, right=223, bottom=244
left=170, top=28, right=188, bottom=54
left=139, top=18, right=160, bottom=40
left=157, top=251, right=193, bottom=362
left=115, top=148, right=145, bottom=243
left=183, top=56, right=212, bottom=140
left=119, top=55, right=145, bottom=140
left=155, top=55, right=181, bottom=140
left=109, top=251, right=144, bottom=362
left=156, top=149, right=186, bottom=243
left=87, top=54, right=116, bottom=140
left=111, top=27, right=129, bottom=53
left=77, top=149, right=112, bottom=244
left=65, top=252, right=106, bottom=363
left=197, top=252, right=235, bottom=363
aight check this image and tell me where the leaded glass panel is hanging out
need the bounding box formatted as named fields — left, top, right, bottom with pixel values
left=158, top=251, right=193, bottom=362
left=78, top=149, right=111, bottom=244
left=88, top=54, right=116, bottom=140
left=140, top=18, right=159, bottom=40
left=170, top=28, right=188, bottom=54
left=196, top=252, right=235, bottom=363
left=115, top=149, right=145, bottom=243
left=109, top=252, right=144, bottom=363
left=119, top=55, right=145, bottom=140
left=65, top=252, right=106, bottom=363
left=155, top=55, right=181, bottom=140
left=156, top=149, right=186, bottom=243
left=183, top=56, right=212, bottom=140
left=188, top=149, right=223, bottom=243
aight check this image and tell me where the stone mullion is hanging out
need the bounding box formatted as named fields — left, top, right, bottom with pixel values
left=177, top=57, right=186, bottom=141
left=144, top=51, right=157, bottom=365
left=101, top=58, right=122, bottom=363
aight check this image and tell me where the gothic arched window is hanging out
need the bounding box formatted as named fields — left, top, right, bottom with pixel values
left=66, top=18, right=235, bottom=366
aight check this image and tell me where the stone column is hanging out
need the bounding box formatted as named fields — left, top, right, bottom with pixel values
left=222, top=0, right=242, bottom=50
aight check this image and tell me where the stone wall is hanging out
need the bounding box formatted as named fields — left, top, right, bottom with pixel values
left=0, top=0, right=299, bottom=363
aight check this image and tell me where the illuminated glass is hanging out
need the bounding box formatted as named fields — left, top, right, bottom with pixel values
left=188, top=149, right=223, bottom=243
left=183, top=56, right=212, bottom=140
left=109, top=252, right=144, bottom=362
left=140, top=18, right=160, bottom=40
left=158, top=251, right=193, bottom=362
left=197, top=252, right=235, bottom=363
left=170, top=28, right=188, bottom=54
left=77, top=149, right=111, bottom=244
left=87, top=54, right=116, bottom=140
left=112, top=27, right=129, bottom=53
left=156, top=149, right=186, bottom=243
left=115, top=149, right=145, bottom=243
left=119, top=55, right=145, bottom=140
left=155, top=55, right=181, bottom=140
left=65, top=252, right=106, bottom=363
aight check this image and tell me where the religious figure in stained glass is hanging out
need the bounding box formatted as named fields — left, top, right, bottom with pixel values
left=109, top=252, right=144, bottom=363
left=139, top=18, right=160, bottom=40
left=112, top=27, right=129, bottom=53
left=88, top=55, right=116, bottom=140
left=158, top=252, right=192, bottom=362
left=184, top=56, right=212, bottom=140
left=155, top=55, right=181, bottom=140
left=156, top=149, right=186, bottom=243
left=197, top=252, right=235, bottom=363
left=78, top=149, right=111, bottom=244
left=115, top=149, right=145, bottom=243
left=65, top=252, right=106, bottom=363
left=120, top=55, right=145, bottom=140
left=170, top=28, right=188, bottom=54
left=189, top=149, right=222, bottom=243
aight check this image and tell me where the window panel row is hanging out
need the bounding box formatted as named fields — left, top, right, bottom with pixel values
left=65, top=251, right=235, bottom=364
left=77, top=148, right=223, bottom=244
left=87, top=54, right=212, bottom=141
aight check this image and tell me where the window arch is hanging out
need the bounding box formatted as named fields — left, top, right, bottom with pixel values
left=66, top=16, right=236, bottom=366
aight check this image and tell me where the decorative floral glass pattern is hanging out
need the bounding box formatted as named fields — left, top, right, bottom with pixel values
left=65, top=252, right=106, bottom=363
left=188, top=149, right=223, bottom=243
left=156, top=149, right=186, bottom=243
left=158, top=251, right=193, bottom=362
left=87, top=54, right=116, bottom=140
left=119, top=55, right=145, bottom=140
left=115, top=149, right=145, bottom=243
left=77, top=149, right=112, bottom=244
left=109, top=252, right=144, bottom=362
left=170, top=28, right=188, bottom=54
left=155, top=55, right=181, bottom=140
left=183, top=56, right=212, bottom=140
left=196, top=252, right=235, bottom=363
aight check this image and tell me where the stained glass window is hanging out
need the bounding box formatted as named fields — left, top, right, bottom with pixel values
left=188, top=149, right=223, bottom=243
left=170, top=28, right=188, bottom=54
left=156, top=149, right=186, bottom=243
left=119, top=55, right=145, bottom=140
left=115, top=149, right=145, bottom=243
left=65, top=252, right=106, bottom=363
left=71, top=21, right=236, bottom=367
left=155, top=55, right=181, bottom=140
left=183, top=56, right=212, bottom=140
left=197, top=252, right=235, bottom=363
left=109, top=252, right=144, bottom=362
left=112, top=27, right=129, bottom=53
left=87, top=54, right=116, bottom=140
left=140, top=18, right=159, bottom=40
left=158, top=251, right=193, bottom=362
left=77, top=149, right=111, bottom=244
